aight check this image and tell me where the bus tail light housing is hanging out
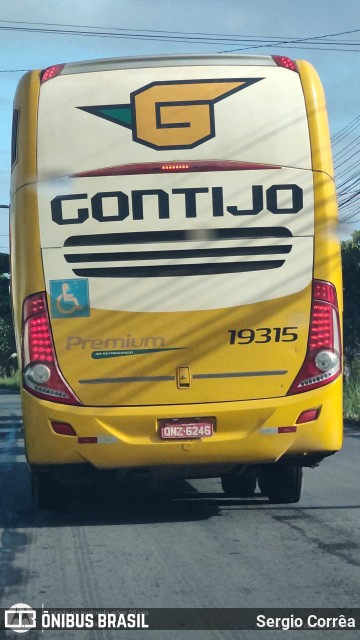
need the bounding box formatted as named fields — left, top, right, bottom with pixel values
left=22, top=292, right=81, bottom=405
left=40, top=64, right=64, bottom=83
left=272, top=56, right=298, bottom=72
left=287, top=280, right=342, bottom=395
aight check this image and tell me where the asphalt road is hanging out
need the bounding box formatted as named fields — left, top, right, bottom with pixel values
left=0, top=391, right=359, bottom=639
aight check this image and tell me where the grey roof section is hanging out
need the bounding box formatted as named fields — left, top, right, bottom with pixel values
left=61, top=53, right=276, bottom=75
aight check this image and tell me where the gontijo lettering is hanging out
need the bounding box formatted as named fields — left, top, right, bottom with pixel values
left=51, top=184, right=304, bottom=224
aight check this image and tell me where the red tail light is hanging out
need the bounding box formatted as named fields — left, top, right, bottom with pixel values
left=40, top=64, right=64, bottom=84
left=272, top=56, right=298, bottom=72
left=22, top=292, right=81, bottom=405
left=287, top=280, right=341, bottom=395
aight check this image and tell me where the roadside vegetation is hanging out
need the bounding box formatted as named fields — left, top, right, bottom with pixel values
left=0, top=370, right=20, bottom=391
left=1, top=236, right=360, bottom=418
left=341, top=231, right=360, bottom=420
left=343, top=370, right=360, bottom=420
left=0, top=252, right=17, bottom=386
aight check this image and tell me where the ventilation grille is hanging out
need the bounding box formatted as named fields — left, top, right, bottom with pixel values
left=64, top=227, right=292, bottom=278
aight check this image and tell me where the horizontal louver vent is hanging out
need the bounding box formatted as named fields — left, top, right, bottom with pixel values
left=63, top=227, right=292, bottom=278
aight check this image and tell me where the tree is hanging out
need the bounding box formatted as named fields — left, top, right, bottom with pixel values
left=0, top=252, right=16, bottom=376
left=341, top=231, right=360, bottom=364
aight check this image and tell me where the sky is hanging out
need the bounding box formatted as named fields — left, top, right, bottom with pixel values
left=1, top=0, right=360, bottom=252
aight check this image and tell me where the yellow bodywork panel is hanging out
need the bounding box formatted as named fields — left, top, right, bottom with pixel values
left=22, top=376, right=342, bottom=468
left=10, top=57, right=343, bottom=472
left=50, top=286, right=311, bottom=406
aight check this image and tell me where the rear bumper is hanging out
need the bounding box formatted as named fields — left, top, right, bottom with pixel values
left=22, top=376, right=343, bottom=470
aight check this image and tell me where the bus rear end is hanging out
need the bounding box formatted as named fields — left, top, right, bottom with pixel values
left=10, top=54, right=342, bottom=507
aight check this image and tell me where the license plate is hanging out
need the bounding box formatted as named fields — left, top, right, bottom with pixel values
left=159, top=418, right=214, bottom=440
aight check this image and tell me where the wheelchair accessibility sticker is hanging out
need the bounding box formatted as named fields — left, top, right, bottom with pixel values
left=50, top=279, right=90, bottom=318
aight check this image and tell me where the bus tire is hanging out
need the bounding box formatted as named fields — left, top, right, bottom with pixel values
left=221, top=471, right=257, bottom=497
left=258, top=464, right=303, bottom=504
left=31, top=469, right=63, bottom=510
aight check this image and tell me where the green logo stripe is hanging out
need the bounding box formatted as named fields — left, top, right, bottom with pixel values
left=92, top=347, right=186, bottom=359
left=98, top=105, right=133, bottom=128
left=78, top=104, right=133, bottom=129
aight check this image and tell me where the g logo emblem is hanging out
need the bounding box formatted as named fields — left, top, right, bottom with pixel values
left=79, top=78, right=262, bottom=150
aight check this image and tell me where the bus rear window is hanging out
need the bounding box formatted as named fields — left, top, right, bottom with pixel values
left=11, top=108, right=19, bottom=169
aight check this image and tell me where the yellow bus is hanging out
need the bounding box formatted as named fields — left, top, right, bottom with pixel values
left=10, top=54, right=342, bottom=508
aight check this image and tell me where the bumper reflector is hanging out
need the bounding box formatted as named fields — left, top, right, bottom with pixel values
left=296, top=408, right=321, bottom=424
left=51, top=421, right=76, bottom=436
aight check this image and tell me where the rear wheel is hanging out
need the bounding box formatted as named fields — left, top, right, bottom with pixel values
left=31, top=469, right=64, bottom=510
left=258, top=464, right=303, bottom=504
left=221, top=471, right=257, bottom=497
